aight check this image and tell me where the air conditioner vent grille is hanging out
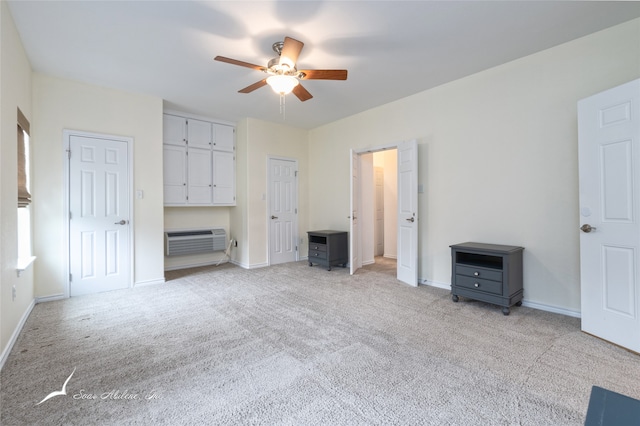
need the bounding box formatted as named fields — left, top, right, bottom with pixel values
left=165, top=228, right=226, bottom=256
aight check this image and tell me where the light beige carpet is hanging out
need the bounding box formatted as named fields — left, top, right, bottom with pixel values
left=1, top=260, right=639, bottom=425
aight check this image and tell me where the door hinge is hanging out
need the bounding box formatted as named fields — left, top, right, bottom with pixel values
left=69, top=212, right=72, bottom=220
left=295, top=246, right=298, bottom=252
left=69, top=273, right=72, bottom=282
left=67, top=149, right=71, bottom=159
left=295, top=170, right=298, bottom=177
left=295, top=208, right=297, bottom=214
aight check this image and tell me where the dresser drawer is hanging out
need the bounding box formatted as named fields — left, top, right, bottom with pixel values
left=309, top=243, right=327, bottom=252
left=309, top=249, right=327, bottom=260
left=456, top=265, right=502, bottom=282
left=455, top=275, right=503, bottom=295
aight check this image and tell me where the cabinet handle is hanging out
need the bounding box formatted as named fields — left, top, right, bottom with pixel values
left=473, top=272, right=479, bottom=276
left=315, top=253, right=319, bottom=256
left=474, top=282, right=480, bottom=288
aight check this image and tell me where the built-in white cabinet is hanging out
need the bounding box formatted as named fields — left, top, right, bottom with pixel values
left=163, top=113, right=235, bottom=206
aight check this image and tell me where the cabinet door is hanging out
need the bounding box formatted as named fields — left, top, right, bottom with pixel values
left=163, top=114, right=187, bottom=146
left=212, top=124, right=235, bottom=152
left=187, top=147, right=213, bottom=204
left=187, top=119, right=212, bottom=149
left=163, top=145, right=187, bottom=204
left=212, top=150, right=235, bottom=205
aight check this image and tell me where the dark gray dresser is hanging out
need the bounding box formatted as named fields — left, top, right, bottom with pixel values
left=308, top=230, right=348, bottom=271
left=450, top=242, right=524, bottom=315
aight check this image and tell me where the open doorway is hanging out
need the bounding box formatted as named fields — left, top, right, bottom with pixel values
left=349, top=139, right=419, bottom=287
left=350, top=140, right=418, bottom=286
left=360, top=150, right=398, bottom=270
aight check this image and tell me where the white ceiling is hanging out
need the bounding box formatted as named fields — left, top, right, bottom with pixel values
left=8, top=1, right=640, bottom=129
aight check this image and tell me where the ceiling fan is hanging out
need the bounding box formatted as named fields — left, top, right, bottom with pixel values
left=214, top=36, right=348, bottom=102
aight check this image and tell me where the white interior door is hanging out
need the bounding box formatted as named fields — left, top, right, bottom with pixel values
left=397, top=139, right=418, bottom=286
left=269, top=158, right=298, bottom=265
left=68, top=133, right=131, bottom=296
left=350, top=150, right=361, bottom=274
left=578, top=78, right=640, bottom=353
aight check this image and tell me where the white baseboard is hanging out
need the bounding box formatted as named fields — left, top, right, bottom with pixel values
left=35, top=293, right=66, bottom=303
left=229, top=259, right=269, bottom=269
left=0, top=299, right=36, bottom=371
left=134, top=278, right=166, bottom=287
left=521, top=300, right=581, bottom=318
left=419, top=279, right=450, bottom=290
left=164, top=259, right=229, bottom=271
left=418, top=279, right=581, bottom=318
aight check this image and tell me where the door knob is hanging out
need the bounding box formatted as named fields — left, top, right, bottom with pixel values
left=580, top=224, right=596, bottom=233
left=271, top=215, right=278, bottom=219
left=115, top=219, right=129, bottom=225
left=406, top=217, right=415, bottom=223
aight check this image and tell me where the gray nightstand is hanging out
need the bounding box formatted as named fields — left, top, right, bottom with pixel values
left=308, top=230, right=348, bottom=271
left=450, top=242, right=524, bottom=315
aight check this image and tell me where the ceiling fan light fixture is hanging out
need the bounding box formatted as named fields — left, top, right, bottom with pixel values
left=266, top=75, right=299, bottom=95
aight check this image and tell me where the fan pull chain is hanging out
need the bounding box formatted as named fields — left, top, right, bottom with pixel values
left=279, top=93, right=286, bottom=120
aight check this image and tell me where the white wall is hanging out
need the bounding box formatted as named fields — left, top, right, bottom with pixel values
left=308, top=18, right=640, bottom=314
left=0, top=0, right=34, bottom=363
left=32, top=74, right=165, bottom=297
left=232, top=118, right=308, bottom=268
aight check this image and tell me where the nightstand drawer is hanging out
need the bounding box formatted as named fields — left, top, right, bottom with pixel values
left=309, top=244, right=327, bottom=252
left=456, top=265, right=502, bottom=282
left=309, top=249, right=327, bottom=260
left=455, top=275, right=502, bottom=295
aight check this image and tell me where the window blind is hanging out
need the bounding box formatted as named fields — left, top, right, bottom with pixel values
left=17, top=108, right=31, bottom=208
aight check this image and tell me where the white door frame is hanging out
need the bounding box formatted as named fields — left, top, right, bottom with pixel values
left=267, top=156, right=299, bottom=265
left=350, top=141, right=419, bottom=285
left=63, top=129, right=134, bottom=298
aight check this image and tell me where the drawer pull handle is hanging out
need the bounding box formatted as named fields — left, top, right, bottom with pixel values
left=473, top=272, right=479, bottom=276
left=474, top=282, right=480, bottom=288
left=315, top=253, right=319, bottom=256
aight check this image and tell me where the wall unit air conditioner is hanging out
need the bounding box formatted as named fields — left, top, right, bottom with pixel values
left=165, top=228, right=226, bottom=256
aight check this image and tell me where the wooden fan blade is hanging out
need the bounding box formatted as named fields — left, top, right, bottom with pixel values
left=239, top=79, right=268, bottom=93
left=292, top=84, right=313, bottom=102
left=280, top=37, right=304, bottom=68
left=298, top=69, right=348, bottom=80
left=214, top=56, right=266, bottom=72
